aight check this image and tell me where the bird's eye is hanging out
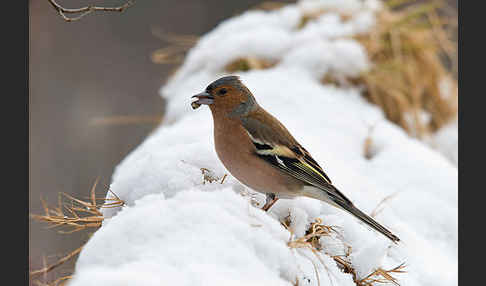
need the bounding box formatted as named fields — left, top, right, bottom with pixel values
left=219, top=88, right=227, bottom=95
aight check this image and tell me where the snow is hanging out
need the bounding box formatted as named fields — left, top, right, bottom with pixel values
left=68, top=1, right=458, bottom=285
left=426, top=118, right=458, bottom=166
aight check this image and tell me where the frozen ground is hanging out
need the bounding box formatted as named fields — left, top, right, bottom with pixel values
left=69, top=1, right=458, bottom=285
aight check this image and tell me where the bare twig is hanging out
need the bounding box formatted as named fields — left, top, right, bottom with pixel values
left=220, top=174, right=228, bottom=184
left=47, top=0, right=135, bottom=22
left=30, top=245, right=84, bottom=278
left=34, top=275, right=73, bottom=286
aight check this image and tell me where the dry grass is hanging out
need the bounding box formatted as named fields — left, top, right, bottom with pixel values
left=31, top=178, right=124, bottom=233
left=200, top=168, right=228, bottom=184
left=33, top=275, right=73, bottom=286
left=298, top=0, right=457, bottom=138
left=288, top=218, right=406, bottom=286
left=352, top=1, right=458, bottom=138
left=358, top=263, right=407, bottom=286
left=225, top=57, right=277, bottom=73
left=334, top=256, right=407, bottom=286
left=363, top=122, right=378, bottom=160
left=248, top=1, right=291, bottom=11
left=30, top=178, right=125, bottom=286
left=227, top=1, right=457, bottom=138
left=299, top=7, right=353, bottom=29
left=287, top=218, right=336, bottom=286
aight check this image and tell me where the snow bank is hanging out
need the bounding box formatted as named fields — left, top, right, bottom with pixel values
left=69, top=1, right=457, bottom=285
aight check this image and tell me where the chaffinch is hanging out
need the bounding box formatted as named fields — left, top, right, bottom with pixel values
left=191, top=76, right=400, bottom=243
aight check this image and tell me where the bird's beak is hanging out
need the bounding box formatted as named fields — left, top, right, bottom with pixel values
left=191, top=91, right=214, bottom=105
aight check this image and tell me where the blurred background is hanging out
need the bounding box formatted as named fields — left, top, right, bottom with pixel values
left=29, top=0, right=457, bottom=284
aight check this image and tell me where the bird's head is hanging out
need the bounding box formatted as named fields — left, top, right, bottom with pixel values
left=191, top=76, right=257, bottom=117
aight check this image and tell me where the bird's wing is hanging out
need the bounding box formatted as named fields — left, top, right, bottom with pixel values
left=241, top=112, right=352, bottom=205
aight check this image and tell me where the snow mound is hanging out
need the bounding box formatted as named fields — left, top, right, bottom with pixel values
left=71, top=190, right=359, bottom=286
left=69, top=1, right=457, bottom=285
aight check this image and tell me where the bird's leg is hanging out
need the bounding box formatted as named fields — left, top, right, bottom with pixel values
left=262, top=193, right=279, bottom=212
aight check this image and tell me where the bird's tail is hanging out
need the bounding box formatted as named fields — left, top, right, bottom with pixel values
left=333, top=199, right=400, bottom=243
left=302, top=185, right=400, bottom=243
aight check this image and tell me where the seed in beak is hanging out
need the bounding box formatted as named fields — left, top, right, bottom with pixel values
left=191, top=91, right=214, bottom=109
left=191, top=101, right=201, bottom=110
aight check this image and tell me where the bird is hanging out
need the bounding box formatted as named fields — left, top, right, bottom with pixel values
left=191, top=75, right=400, bottom=243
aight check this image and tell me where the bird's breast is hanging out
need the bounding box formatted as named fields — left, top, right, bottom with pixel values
left=213, top=119, right=302, bottom=195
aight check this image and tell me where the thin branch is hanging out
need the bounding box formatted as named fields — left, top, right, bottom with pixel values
left=30, top=245, right=84, bottom=278
left=47, top=0, right=135, bottom=22
left=34, top=275, right=73, bottom=286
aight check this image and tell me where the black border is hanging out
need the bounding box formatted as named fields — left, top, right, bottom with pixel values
left=8, top=0, right=29, bottom=284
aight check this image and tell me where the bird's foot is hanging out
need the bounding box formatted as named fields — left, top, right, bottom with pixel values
left=262, top=197, right=279, bottom=212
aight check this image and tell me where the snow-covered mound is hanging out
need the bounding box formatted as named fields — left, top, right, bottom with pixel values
left=69, top=1, right=458, bottom=285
